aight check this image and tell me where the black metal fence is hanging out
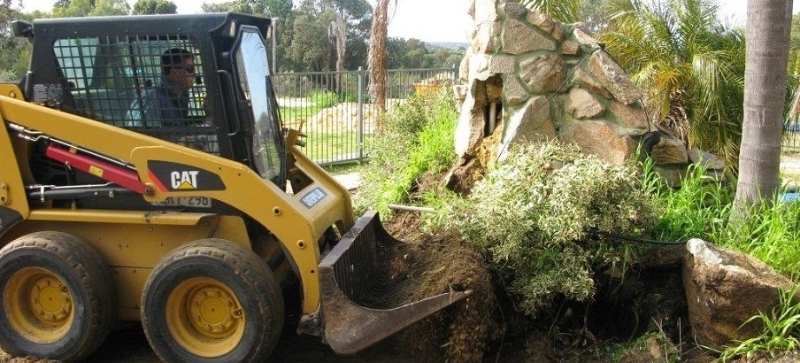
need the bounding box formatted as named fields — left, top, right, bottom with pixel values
left=784, top=120, right=800, bottom=150
left=272, top=67, right=458, bottom=165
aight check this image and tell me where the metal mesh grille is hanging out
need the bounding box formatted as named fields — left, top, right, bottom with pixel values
left=52, top=34, right=219, bottom=154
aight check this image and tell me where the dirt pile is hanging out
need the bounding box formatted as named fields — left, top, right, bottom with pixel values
left=382, top=211, right=502, bottom=363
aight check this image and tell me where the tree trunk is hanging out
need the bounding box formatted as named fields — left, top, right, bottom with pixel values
left=733, top=0, right=793, bottom=218
left=368, top=0, right=389, bottom=116
left=329, top=15, right=346, bottom=94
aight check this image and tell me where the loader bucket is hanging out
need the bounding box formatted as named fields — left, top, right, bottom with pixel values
left=318, top=210, right=471, bottom=355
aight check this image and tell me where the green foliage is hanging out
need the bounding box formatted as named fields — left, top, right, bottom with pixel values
left=520, top=0, right=613, bottom=32
left=437, top=142, right=655, bottom=314
left=53, top=0, right=130, bottom=17
left=718, top=199, right=800, bottom=279
left=289, top=10, right=335, bottom=71
left=354, top=89, right=458, bottom=215
left=131, top=0, right=177, bottom=15
left=520, top=0, right=582, bottom=23
left=605, top=331, right=681, bottom=363
left=385, top=37, right=465, bottom=69
left=643, top=158, right=735, bottom=243
left=643, top=155, right=800, bottom=278
left=720, top=288, right=800, bottom=362
left=600, top=0, right=745, bottom=173
left=308, top=90, right=339, bottom=108
left=0, top=0, right=29, bottom=80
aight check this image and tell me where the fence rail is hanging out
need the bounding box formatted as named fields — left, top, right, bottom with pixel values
left=272, top=67, right=457, bottom=165
left=784, top=121, right=800, bottom=150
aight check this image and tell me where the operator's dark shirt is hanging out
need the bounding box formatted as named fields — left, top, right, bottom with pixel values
left=125, top=76, right=189, bottom=127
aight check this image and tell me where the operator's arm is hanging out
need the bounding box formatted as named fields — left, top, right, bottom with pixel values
left=125, top=88, right=162, bottom=127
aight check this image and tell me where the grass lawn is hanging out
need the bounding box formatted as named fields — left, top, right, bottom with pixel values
left=297, top=131, right=373, bottom=164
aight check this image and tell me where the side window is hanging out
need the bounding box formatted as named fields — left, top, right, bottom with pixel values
left=54, top=36, right=138, bottom=126
left=53, top=38, right=98, bottom=90
left=52, top=34, right=217, bottom=154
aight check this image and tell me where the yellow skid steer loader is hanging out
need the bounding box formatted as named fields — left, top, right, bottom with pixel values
left=0, top=13, right=468, bottom=362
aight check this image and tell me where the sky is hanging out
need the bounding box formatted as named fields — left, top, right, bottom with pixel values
left=18, top=0, right=800, bottom=43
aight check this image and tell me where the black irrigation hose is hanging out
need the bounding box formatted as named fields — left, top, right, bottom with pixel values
left=586, top=228, right=686, bottom=246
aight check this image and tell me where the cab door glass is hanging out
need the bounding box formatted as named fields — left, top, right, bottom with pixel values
left=234, top=27, right=283, bottom=182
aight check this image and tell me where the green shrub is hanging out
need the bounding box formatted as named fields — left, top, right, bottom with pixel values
left=354, top=90, right=458, bottom=215
left=437, top=141, right=655, bottom=314
left=308, top=90, right=339, bottom=108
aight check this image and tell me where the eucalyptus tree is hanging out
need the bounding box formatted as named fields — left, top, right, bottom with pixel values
left=0, top=0, right=26, bottom=80
left=202, top=0, right=294, bottom=72
left=289, top=0, right=370, bottom=73
left=368, top=0, right=391, bottom=113
left=600, top=0, right=746, bottom=172
left=53, top=0, right=130, bottom=16
left=733, top=0, right=792, bottom=216
left=131, top=0, right=177, bottom=14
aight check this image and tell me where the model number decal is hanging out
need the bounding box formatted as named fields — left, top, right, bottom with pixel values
left=153, top=197, right=213, bottom=208
left=300, top=187, right=327, bottom=209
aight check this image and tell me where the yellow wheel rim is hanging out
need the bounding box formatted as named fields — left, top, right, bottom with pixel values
left=3, top=267, right=74, bottom=343
left=166, top=277, right=245, bottom=358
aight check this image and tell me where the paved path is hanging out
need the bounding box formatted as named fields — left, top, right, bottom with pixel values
left=333, top=172, right=361, bottom=191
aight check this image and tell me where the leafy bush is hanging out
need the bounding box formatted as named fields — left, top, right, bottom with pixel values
left=437, top=141, right=655, bottom=314
left=354, top=89, right=458, bottom=215
left=308, top=90, right=339, bottom=108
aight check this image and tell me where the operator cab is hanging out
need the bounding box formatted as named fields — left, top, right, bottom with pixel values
left=15, top=13, right=286, bottom=189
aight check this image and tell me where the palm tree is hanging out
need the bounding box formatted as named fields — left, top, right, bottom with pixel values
left=519, top=0, right=581, bottom=23
left=520, top=0, right=612, bottom=32
left=733, top=0, right=792, bottom=216
left=600, top=0, right=746, bottom=172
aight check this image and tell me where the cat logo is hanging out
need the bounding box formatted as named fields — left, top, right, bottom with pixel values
left=171, top=171, right=200, bottom=189
left=148, top=161, right=225, bottom=192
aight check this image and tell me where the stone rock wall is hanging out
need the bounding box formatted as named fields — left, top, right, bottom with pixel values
left=452, top=0, right=723, bottom=187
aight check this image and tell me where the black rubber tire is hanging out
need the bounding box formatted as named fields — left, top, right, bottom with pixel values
left=141, top=239, right=284, bottom=363
left=0, top=231, right=117, bottom=361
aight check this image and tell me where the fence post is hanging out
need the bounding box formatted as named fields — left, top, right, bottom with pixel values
left=357, top=67, right=365, bottom=163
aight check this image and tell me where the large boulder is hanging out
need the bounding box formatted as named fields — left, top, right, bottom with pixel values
left=497, top=96, right=555, bottom=161
left=589, top=51, right=643, bottom=105
left=683, top=239, right=795, bottom=350
left=560, top=121, right=637, bottom=165
left=502, top=18, right=557, bottom=54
